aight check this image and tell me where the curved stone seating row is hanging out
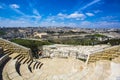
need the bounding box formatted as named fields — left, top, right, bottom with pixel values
left=21, top=58, right=29, bottom=64
left=18, top=56, right=25, bottom=63
left=88, top=46, right=120, bottom=64
left=20, top=64, right=33, bottom=80
left=6, top=59, right=23, bottom=80
left=0, top=49, right=13, bottom=58
left=0, top=51, right=40, bottom=80
left=4, top=49, right=13, bottom=55
left=2, top=61, right=10, bottom=80
left=2, top=57, right=43, bottom=80
left=29, top=69, right=42, bottom=80
left=0, top=50, right=33, bottom=80
left=0, top=55, right=11, bottom=80
left=0, top=38, right=43, bottom=80
left=15, top=61, right=21, bottom=76
left=13, top=54, right=22, bottom=59
left=0, top=53, right=9, bottom=65
left=13, top=54, right=43, bottom=72
left=18, top=59, right=42, bottom=80
left=88, top=53, right=119, bottom=63
left=18, top=60, right=42, bottom=80
left=112, top=56, right=120, bottom=63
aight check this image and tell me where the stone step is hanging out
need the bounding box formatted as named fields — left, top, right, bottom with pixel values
left=4, top=50, right=14, bottom=55
left=18, top=57, right=25, bottom=63
left=20, top=58, right=28, bottom=64
left=17, top=55, right=24, bottom=61
left=39, top=63, right=43, bottom=69
left=16, top=61, right=21, bottom=76
left=116, top=52, right=120, bottom=55
left=27, top=59, right=32, bottom=64
left=20, top=64, right=33, bottom=80
left=30, top=62, right=36, bottom=72
left=0, top=57, right=11, bottom=80
left=6, top=59, right=23, bottom=80
left=13, top=54, right=22, bottom=59
left=36, top=62, right=41, bottom=69
left=2, top=61, right=10, bottom=80
left=0, top=54, right=9, bottom=65
left=29, top=69, right=42, bottom=80
left=28, top=60, right=33, bottom=67
left=33, top=62, right=38, bottom=69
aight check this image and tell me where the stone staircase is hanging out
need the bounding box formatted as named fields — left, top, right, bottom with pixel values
left=87, top=45, right=120, bottom=64
left=0, top=50, right=43, bottom=80
left=0, top=38, right=120, bottom=80
left=0, top=39, right=43, bottom=80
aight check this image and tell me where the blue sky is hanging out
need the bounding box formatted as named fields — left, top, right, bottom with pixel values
left=0, top=0, right=120, bottom=28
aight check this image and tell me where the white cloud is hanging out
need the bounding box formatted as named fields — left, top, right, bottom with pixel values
left=81, top=0, right=101, bottom=10
left=39, top=21, right=77, bottom=27
left=13, top=8, right=25, bottom=15
left=0, top=3, right=42, bottom=27
left=0, top=16, right=120, bottom=28
left=33, top=9, right=40, bottom=16
left=9, top=6, right=41, bottom=20
left=57, top=13, right=67, bottom=19
left=78, top=21, right=120, bottom=28
left=57, top=13, right=67, bottom=17
left=32, top=9, right=41, bottom=19
left=67, top=12, right=86, bottom=19
left=100, top=16, right=117, bottom=21
left=94, top=10, right=102, bottom=13
left=86, top=13, right=94, bottom=16
left=57, top=12, right=86, bottom=20
left=9, top=4, right=24, bottom=15
left=10, top=4, right=20, bottom=9
left=0, top=17, right=40, bottom=27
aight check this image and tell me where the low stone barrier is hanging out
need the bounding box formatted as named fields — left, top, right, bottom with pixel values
left=0, top=38, right=32, bottom=58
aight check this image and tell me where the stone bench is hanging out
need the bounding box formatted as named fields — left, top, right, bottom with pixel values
left=6, top=59, right=23, bottom=80
left=17, top=55, right=24, bottom=61
left=20, top=58, right=29, bottom=64
left=13, top=54, right=22, bottom=59
left=0, top=49, right=13, bottom=58
left=20, top=64, right=33, bottom=80
left=36, top=62, right=41, bottom=69
left=0, top=54, right=9, bottom=65
left=39, top=63, right=43, bottom=69
left=0, top=56, right=11, bottom=80
left=29, top=69, right=42, bottom=80
left=27, top=59, right=33, bottom=64
left=4, top=49, right=13, bottom=55
left=29, top=61, right=36, bottom=72
left=18, top=56, right=25, bottom=63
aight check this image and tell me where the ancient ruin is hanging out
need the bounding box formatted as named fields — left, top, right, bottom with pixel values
left=0, top=38, right=120, bottom=80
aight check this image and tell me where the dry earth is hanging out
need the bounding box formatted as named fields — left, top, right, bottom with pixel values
left=37, top=57, right=120, bottom=80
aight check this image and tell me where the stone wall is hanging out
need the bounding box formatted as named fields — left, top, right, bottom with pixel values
left=0, top=38, right=32, bottom=58
left=42, top=44, right=108, bottom=59
left=42, top=44, right=120, bottom=64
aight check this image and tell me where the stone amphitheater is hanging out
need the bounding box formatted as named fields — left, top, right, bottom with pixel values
left=0, top=38, right=120, bottom=80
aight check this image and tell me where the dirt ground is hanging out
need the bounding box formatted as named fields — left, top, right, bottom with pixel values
left=39, top=57, right=85, bottom=75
